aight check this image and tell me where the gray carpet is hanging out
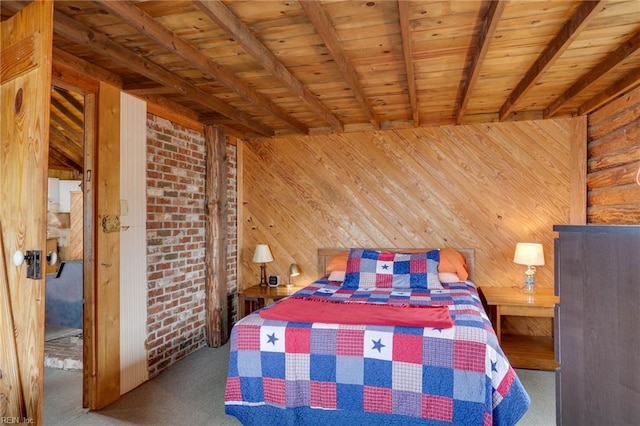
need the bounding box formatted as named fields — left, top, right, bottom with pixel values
left=44, top=344, right=555, bottom=425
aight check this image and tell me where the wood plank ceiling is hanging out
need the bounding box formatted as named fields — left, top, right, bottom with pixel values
left=2, top=0, right=640, bottom=171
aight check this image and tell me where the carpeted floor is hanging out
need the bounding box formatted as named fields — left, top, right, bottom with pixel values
left=44, top=344, right=555, bottom=425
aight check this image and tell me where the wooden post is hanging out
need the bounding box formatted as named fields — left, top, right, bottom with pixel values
left=205, top=125, right=229, bottom=347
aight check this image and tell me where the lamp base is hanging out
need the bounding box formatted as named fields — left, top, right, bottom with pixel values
left=523, top=271, right=536, bottom=294
left=259, top=263, right=268, bottom=288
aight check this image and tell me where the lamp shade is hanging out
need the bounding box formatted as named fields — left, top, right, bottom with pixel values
left=252, top=244, right=274, bottom=263
left=288, top=263, right=300, bottom=277
left=513, top=242, right=545, bottom=266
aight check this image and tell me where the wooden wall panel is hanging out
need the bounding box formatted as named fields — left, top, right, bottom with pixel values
left=587, top=86, right=640, bottom=224
left=242, top=119, right=575, bottom=298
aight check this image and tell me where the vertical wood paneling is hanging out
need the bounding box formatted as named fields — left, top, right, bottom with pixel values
left=587, top=86, right=640, bottom=224
left=242, top=119, right=574, bottom=335
left=119, top=92, right=148, bottom=394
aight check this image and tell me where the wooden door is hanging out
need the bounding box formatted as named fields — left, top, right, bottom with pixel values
left=0, top=1, right=53, bottom=424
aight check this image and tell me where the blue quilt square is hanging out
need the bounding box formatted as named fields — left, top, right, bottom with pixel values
left=452, top=399, right=485, bottom=425
left=410, top=273, right=427, bottom=288
left=310, top=354, right=336, bottom=382
left=288, top=321, right=313, bottom=328
left=240, top=377, right=264, bottom=402
left=393, top=389, right=422, bottom=417
left=286, top=380, right=311, bottom=406
left=393, top=260, right=410, bottom=274
left=310, top=328, right=337, bottom=355
left=394, top=326, right=423, bottom=336
left=423, top=366, right=454, bottom=397
left=261, top=352, right=286, bottom=378
left=336, top=356, right=364, bottom=384
left=227, top=351, right=238, bottom=377
left=337, top=383, right=363, bottom=411
left=453, top=370, right=486, bottom=403
left=237, top=351, right=261, bottom=377
left=363, top=358, right=392, bottom=387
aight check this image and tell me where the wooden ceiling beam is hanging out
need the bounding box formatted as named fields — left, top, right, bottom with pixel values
left=50, top=107, right=83, bottom=143
left=99, top=1, right=308, bottom=135
left=457, top=0, right=506, bottom=124
left=499, top=1, right=601, bottom=121
left=544, top=28, right=640, bottom=118
left=398, top=0, right=418, bottom=127
left=55, top=87, right=83, bottom=115
left=52, top=9, right=274, bottom=137
left=123, top=85, right=179, bottom=96
left=300, top=0, right=379, bottom=129
left=193, top=0, right=344, bottom=133
left=48, top=144, right=82, bottom=172
left=50, top=96, right=83, bottom=129
left=53, top=47, right=122, bottom=90
left=48, top=129, right=83, bottom=170
left=578, top=68, right=640, bottom=115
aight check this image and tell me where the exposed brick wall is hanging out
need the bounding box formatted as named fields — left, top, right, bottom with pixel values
left=226, top=140, right=238, bottom=326
left=146, top=115, right=237, bottom=376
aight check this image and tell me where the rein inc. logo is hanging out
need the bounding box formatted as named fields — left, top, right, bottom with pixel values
left=1, top=417, right=35, bottom=424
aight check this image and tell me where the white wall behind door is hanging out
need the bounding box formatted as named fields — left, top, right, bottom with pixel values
left=120, top=92, right=148, bottom=394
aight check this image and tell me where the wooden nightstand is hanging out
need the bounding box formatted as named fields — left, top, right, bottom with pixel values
left=479, top=286, right=559, bottom=371
left=237, top=284, right=304, bottom=319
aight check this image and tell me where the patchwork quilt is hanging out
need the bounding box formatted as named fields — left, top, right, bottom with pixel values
left=225, top=278, right=530, bottom=425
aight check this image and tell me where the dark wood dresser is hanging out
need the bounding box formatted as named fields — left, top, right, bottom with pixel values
left=554, top=225, right=640, bottom=425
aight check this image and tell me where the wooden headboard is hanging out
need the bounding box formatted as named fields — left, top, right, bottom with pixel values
left=317, top=248, right=476, bottom=282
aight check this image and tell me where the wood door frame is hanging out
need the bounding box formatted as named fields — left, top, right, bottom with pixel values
left=50, top=71, right=114, bottom=410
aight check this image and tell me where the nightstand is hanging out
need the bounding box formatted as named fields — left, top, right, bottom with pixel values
left=237, top=284, right=304, bottom=319
left=479, top=286, right=559, bottom=371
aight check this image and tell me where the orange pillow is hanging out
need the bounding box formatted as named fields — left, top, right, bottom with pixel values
left=326, top=252, right=348, bottom=272
left=438, top=248, right=469, bottom=281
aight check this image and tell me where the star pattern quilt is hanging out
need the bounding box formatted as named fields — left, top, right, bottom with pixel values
left=225, top=278, right=530, bottom=425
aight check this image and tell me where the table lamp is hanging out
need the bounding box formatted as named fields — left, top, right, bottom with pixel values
left=253, top=244, right=274, bottom=287
left=288, top=263, right=300, bottom=287
left=513, top=242, right=545, bottom=293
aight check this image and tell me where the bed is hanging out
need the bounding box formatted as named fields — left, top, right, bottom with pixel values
left=225, top=247, right=530, bottom=425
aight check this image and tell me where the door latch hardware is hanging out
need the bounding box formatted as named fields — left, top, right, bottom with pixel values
left=13, top=250, right=42, bottom=280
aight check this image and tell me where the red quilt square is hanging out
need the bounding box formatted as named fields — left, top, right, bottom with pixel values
left=363, top=386, right=393, bottom=413
left=453, top=340, right=486, bottom=372
left=263, top=378, right=287, bottom=406
left=410, top=257, right=427, bottom=273
left=496, top=367, right=516, bottom=397
left=336, top=329, right=364, bottom=356
left=310, top=381, right=337, bottom=409
left=422, top=395, right=453, bottom=421
left=393, top=333, right=423, bottom=363
left=285, top=327, right=311, bottom=353
left=237, top=325, right=261, bottom=350
left=224, top=377, right=241, bottom=401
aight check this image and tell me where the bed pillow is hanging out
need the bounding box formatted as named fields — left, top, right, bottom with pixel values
left=342, top=249, right=442, bottom=289
left=326, top=252, right=348, bottom=272
left=438, top=248, right=469, bottom=281
left=328, top=270, right=345, bottom=282
left=438, top=272, right=462, bottom=283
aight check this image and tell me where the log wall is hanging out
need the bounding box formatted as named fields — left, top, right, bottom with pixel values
left=587, top=85, right=640, bottom=224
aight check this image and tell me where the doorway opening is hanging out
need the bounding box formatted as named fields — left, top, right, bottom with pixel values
left=45, top=85, right=85, bottom=371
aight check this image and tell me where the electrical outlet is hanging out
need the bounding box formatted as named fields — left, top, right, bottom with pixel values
left=120, top=199, right=129, bottom=216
